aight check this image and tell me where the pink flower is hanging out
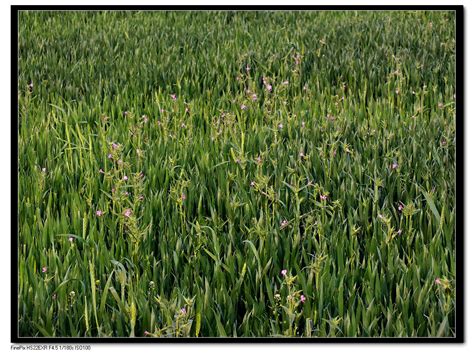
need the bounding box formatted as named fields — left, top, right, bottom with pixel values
left=256, top=156, right=262, bottom=164
left=320, top=194, right=328, bottom=201
left=96, top=210, right=103, bottom=217
left=181, top=193, right=186, bottom=201
left=112, top=142, right=119, bottom=150
left=171, top=94, right=177, bottom=101
left=107, top=153, right=113, bottom=159
left=266, top=84, right=272, bottom=92
left=123, top=175, right=128, bottom=181
left=123, top=208, right=132, bottom=218
left=398, top=202, right=404, bottom=211
left=240, top=104, right=247, bottom=110
left=391, top=162, right=399, bottom=170
left=111, top=187, right=116, bottom=194
left=435, top=278, right=441, bottom=285
left=300, top=294, right=306, bottom=303
left=144, top=331, right=150, bottom=336
left=142, top=115, right=149, bottom=123
left=281, top=269, right=288, bottom=277
left=278, top=123, right=283, bottom=130
left=42, top=267, right=47, bottom=273
left=180, top=307, right=187, bottom=315
left=397, top=229, right=402, bottom=235
left=280, top=220, right=289, bottom=228
left=251, top=94, right=258, bottom=101
left=99, top=168, right=105, bottom=174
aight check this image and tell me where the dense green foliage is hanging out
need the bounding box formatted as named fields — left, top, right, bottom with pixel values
left=18, top=10, right=456, bottom=338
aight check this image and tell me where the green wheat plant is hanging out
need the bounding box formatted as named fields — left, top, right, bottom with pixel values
left=17, top=10, right=456, bottom=338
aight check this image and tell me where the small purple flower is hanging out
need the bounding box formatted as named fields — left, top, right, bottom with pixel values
left=240, top=104, right=247, bottom=110
left=391, top=162, right=399, bottom=170
left=397, top=229, right=402, bottom=235
left=181, top=193, right=187, bottom=201
left=300, top=294, right=306, bottom=303
left=107, top=153, right=113, bottom=160
left=112, top=142, right=119, bottom=150
left=171, top=94, right=177, bottom=101
left=320, top=194, right=328, bottom=201
left=251, top=94, right=258, bottom=101
left=123, top=175, right=128, bottom=181
left=142, top=115, right=149, bottom=123
left=280, top=219, right=289, bottom=228
left=96, top=210, right=103, bottom=217
left=398, top=202, right=404, bottom=212
left=266, top=84, right=272, bottom=92
left=180, top=307, right=187, bottom=315
left=281, top=269, right=288, bottom=277
left=435, top=278, right=441, bottom=285
left=42, top=266, right=47, bottom=273
left=123, top=208, right=132, bottom=218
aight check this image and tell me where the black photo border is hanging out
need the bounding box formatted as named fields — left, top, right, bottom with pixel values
left=11, top=4, right=464, bottom=344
